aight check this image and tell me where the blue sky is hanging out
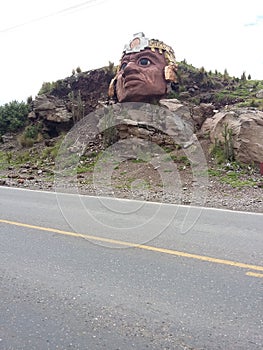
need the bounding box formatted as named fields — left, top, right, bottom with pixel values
left=245, top=15, right=263, bottom=26
left=0, top=0, right=263, bottom=104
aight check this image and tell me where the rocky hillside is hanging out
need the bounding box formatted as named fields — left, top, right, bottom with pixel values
left=0, top=61, right=262, bottom=213
left=175, top=61, right=263, bottom=109
left=24, top=61, right=263, bottom=137
left=1, top=60, right=263, bottom=159
left=27, top=67, right=115, bottom=137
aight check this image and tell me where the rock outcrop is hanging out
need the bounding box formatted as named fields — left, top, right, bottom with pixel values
left=29, top=95, right=72, bottom=123
left=256, top=89, right=263, bottom=99
left=96, top=102, right=196, bottom=150
left=27, top=68, right=115, bottom=135
left=202, top=108, right=263, bottom=164
left=25, top=66, right=262, bottom=166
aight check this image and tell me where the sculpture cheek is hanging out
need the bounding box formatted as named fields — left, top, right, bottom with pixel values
left=116, top=77, right=127, bottom=103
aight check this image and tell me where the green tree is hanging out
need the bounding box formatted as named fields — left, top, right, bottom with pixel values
left=27, top=96, right=33, bottom=104
left=0, top=101, right=29, bottom=136
left=241, top=71, right=247, bottom=81
left=223, top=69, right=229, bottom=81
left=38, top=81, right=55, bottom=95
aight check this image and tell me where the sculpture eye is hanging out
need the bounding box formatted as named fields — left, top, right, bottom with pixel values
left=139, top=58, right=151, bottom=66
left=120, top=62, right=127, bottom=70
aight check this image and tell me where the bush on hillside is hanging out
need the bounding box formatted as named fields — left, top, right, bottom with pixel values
left=0, top=101, right=29, bottom=136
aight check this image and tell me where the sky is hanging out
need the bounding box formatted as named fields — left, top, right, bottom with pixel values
left=0, top=0, right=263, bottom=105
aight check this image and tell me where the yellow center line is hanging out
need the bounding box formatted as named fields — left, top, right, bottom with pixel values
left=246, top=272, right=263, bottom=279
left=1, top=218, right=263, bottom=274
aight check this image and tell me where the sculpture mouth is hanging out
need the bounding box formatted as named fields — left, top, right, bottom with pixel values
left=124, top=75, right=143, bottom=85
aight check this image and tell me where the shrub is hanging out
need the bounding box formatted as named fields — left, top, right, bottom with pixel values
left=104, top=61, right=116, bottom=74
left=210, top=124, right=235, bottom=163
left=19, top=134, right=35, bottom=147
left=38, top=81, right=56, bottom=95
left=18, top=124, right=43, bottom=148
left=0, top=100, right=29, bottom=136
left=68, top=90, right=85, bottom=123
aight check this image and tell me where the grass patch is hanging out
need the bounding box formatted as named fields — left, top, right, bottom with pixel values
left=220, top=174, right=256, bottom=187
left=164, top=169, right=173, bottom=173
left=77, top=164, right=95, bottom=174
left=208, top=169, right=222, bottom=177
left=131, top=158, right=147, bottom=164
left=207, top=163, right=259, bottom=188
left=41, top=138, right=64, bottom=161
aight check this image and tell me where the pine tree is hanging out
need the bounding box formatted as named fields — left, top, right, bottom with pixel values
left=241, top=71, right=246, bottom=81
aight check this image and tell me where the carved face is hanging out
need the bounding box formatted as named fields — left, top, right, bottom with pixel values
left=115, top=48, right=167, bottom=103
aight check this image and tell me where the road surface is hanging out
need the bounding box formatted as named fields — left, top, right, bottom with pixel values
left=0, top=186, right=262, bottom=349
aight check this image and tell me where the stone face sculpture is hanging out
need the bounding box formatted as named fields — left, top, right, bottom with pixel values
left=106, top=33, right=196, bottom=149
left=108, top=32, right=178, bottom=103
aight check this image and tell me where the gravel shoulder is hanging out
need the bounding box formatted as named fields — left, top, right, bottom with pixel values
left=0, top=139, right=262, bottom=213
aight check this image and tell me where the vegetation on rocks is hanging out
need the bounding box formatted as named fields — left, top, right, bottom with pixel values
left=174, top=60, right=263, bottom=110
left=0, top=101, right=29, bottom=137
left=0, top=61, right=262, bottom=212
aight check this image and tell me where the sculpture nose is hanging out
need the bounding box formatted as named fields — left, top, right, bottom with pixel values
left=123, top=61, right=139, bottom=76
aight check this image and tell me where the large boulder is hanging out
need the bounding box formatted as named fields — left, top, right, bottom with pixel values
left=160, top=99, right=215, bottom=130
left=96, top=102, right=196, bottom=149
left=191, top=103, right=215, bottom=129
left=31, top=94, right=72, bottom=123
left=159, top=98, right=193, bottom=128
left=256, top=89, right=263, bottom=99
left=202, top=108, right=263, bottom=164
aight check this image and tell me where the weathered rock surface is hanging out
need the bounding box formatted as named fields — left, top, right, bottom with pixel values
left=159, top=98, right=193, bottom=128
left=256, top=89, right=263, bottom=98
left=191, top=103, right=215, bottom=129
left=96, top=102, right=195, bottom=149
left=27, top=68, right=115, bottom=135
left=31, top=95, right=72, bottom=123
left=202, top=108, right=263, bottom=164
left=160, top=99, right=216, bottom=130
left=50, top=69, right=114, bottom=115
left=24, top=67, right=263, bottom=167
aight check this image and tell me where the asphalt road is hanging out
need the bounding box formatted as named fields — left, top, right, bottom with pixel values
left=0, top=186, right=262, bottom=349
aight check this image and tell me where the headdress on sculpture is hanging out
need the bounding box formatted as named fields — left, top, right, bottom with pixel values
left=108, top=32, right=178, bottom=100
left=122, top=32, right=176, bottom=66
